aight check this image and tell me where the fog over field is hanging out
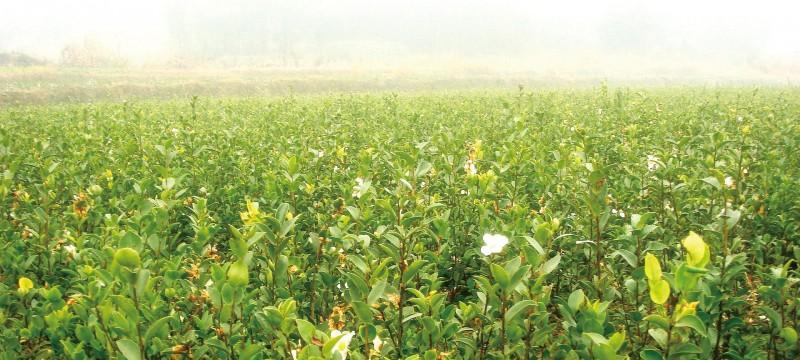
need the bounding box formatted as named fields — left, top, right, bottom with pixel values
left=2, top=0, right=799, bottom=82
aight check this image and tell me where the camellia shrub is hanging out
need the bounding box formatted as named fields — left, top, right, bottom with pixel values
left=0, top=87, right=799, bottom=359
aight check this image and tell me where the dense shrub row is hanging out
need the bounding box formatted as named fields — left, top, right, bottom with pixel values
left=1, top=88, right=799, bottom=359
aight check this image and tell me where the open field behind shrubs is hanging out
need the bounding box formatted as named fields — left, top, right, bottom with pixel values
left=1, top=87, right=800, bottom=359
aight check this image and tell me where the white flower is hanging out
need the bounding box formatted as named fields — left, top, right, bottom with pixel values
left=330, top=330, right=355, bottom=360
left=352, top=177, right=368, bottom=198
left=480, top=233, right=509, bottom=256
left=724, top=176, right=735, bottom=189
left=460, top=189, right=470, bottom=195
left=64, top=244, right=77, bottom=257
left=611, top=209, right=626, bottom=218
left=171, top=128, right=179, bottom=136
left=647, top=155, right=660, bottom=171
left=372, top=335, right=383, bottom=351
left=464, top=159, right=477, bottom=175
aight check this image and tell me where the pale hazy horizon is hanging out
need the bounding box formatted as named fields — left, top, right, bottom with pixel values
left=2, top=1, right=799, bottom=81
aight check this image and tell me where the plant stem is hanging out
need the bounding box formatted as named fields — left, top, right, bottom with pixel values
left=396, top=200, right=405, bottom=359
left=131, top=286, right=146, bottom=360
left=664, top=321, right=673, bottom=359
left=714, top=194, right=731, bottom=359
left=500, top=293, right=507, bottom=356
left=95, top=306, right=121, bottom=356
left=595, top=215, right=602, bottom=283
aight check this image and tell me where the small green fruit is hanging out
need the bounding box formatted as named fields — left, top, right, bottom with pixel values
left=227, top=261, right=249, bottom=288
left=88, top=184, right=103, bottom=196
left=114, top=248, right=141, bottom=268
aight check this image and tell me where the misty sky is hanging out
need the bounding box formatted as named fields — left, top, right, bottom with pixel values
left=1, top=0, right=798, bottom=76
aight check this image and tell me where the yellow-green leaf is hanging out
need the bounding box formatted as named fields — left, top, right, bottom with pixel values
left=649, top=279, right=670, bottom=304
left=682, top=231, right=709, bottom=267
left=644, top=253, right=662, bottom=281
left=18, top=277, right=34, bottom=295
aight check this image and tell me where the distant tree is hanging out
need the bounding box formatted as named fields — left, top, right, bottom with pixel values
left=0, top=52, right=46, bottom=66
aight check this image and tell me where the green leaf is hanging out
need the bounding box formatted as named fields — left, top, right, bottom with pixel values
left=505, top=300, right=536, bottom=322
left=567, top=289, right=585, bottom=312
left=296, top=319, right=315, bottom=344
left=229, top=226, right=248, bottom=259
left=608, top=332, right=625, bottom=352
left=343, top=272, right=368, bottom=299
left=116, top=339, right=142, bottom=360
left=648, top=279, right=670, bottom=305
left=144, top=316, right=171, bottom=343
left=367, top=280, right=387, bottom=306
left=643, top=314, right=669, bottom=330
left=402, top=260, right=425, bottom=283
left=423, top=349, right=438, bottom=360
left=583, top=332, right=609, bottom=345
left=648, top=328, right=668, bottom=348
left=415, top=160, right=433, bottom=177
left=675, top=314, right=707, bottom=337
left=238, top=343, right=264, bottom=360
left=670, top=342, right=702, bottom=356
left=509, top=265, right=532, bottom=289
left=640, top=348, right=664, bottom=360
left=533, top=226, right=553, bottom=247
left=540, top=254, right=561, bottom=275
left=524, top=236, right=545, bottom=254
left=674, top=264, right=700, bottom=293
left=351, top=301, right=373, bottom=323
left=322, top=333, right=344, bottom=358
left=612, top=249, right=637, bottom=268
left=490, top=263, right=511, bottom=290
left=759, top=306, right=782, bottom=330
left=421, top=317, right=437, bottom=334
left=135, top=269, right=150, bottom=299
left=280, top=214, right=299, bottom=238
left=593, top=344, right=619, bottom=360
left=701, top=176, right=720, bottom=190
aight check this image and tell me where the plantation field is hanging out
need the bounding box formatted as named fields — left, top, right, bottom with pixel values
left=1, top=87, right=800, bottom=359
